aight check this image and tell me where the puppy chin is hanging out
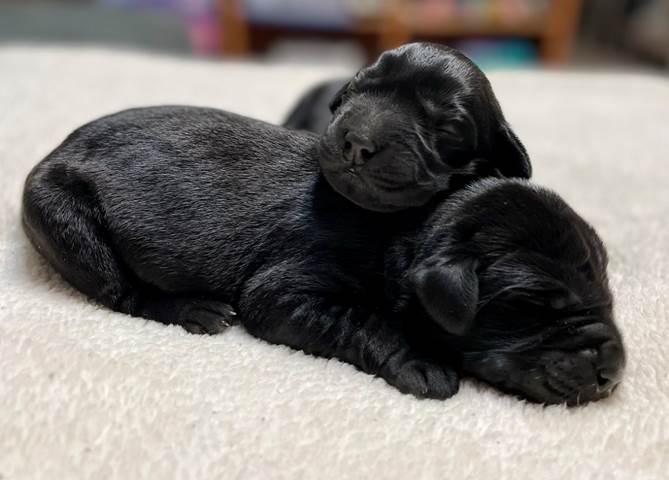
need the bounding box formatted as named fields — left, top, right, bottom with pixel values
left=322, top=169, right=430, bottom=212
left=463, top=345, right=623, bottom=406
left=461, top=353, right=563, bottom=405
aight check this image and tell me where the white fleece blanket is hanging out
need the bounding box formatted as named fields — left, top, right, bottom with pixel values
left=1, top=46, right=668, bottom=480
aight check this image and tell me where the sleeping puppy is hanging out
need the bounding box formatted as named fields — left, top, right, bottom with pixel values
left=393, top=178, right=626, bottom=405
left=23, top=105, right=460, bottom=399
left=286, top=42, right=531, bottom=212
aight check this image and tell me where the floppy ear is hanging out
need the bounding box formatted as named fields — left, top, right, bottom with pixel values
left=492, top=122, right=532, bottom=179
left=328, top=81, right=350, bottom=113
left=412, top=259, right=479, bottom=336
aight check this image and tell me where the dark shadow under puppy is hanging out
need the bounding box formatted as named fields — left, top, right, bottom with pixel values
left=392, top=178, right=625, bottom=405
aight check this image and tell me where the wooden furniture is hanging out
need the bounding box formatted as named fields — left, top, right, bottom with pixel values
left=219, top=0, right=249, bottom=55
left=219, top=0, right=584, bottom=63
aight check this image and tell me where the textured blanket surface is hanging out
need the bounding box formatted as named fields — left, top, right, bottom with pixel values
left=1, top=45, right=668, bottom=480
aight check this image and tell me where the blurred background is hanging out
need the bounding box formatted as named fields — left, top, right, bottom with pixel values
left=1, top=0, right=667, bottom=71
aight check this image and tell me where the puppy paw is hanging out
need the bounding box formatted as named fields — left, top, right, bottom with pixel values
left=382, top=355, right=459, bottom=399
left=138, top=295, right=238, bottom=335
left=178, top=299, right=237, bottom=335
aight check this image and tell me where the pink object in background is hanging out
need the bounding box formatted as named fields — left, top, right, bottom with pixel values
left=421, top=0, right=457, bottom=29
left=182, top=0, right=221, bottom=55
left=494, top=0, right=531, bottom=25
left=186, top=10, right=221, bottom=55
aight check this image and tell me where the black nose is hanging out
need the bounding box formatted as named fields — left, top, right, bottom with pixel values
left=567, top=339, right=624, bottom=405
left=595, top=369, right=620, bottom=391
left=593, top=340, right=624, bottom=392
left=343, top=131, right=377, bottom=166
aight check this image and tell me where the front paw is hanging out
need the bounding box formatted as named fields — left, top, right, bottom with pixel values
left=178, top=299, right=237, bottom=335
left=381, top=354, right=459, bottom=399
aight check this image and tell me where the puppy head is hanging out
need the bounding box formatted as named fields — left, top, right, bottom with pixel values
left=319, top=42, right=531, bottom=212
left=411, top=180, right=625, bottom=405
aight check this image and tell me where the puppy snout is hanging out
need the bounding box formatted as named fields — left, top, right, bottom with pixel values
left=343, top=131, right=377, bottom=166
left=544, top=335, right=625, bottom=405
left=567, top=339, right=624, bottom=404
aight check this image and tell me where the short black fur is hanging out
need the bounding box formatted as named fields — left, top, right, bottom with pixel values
left=286, top=43, right=531, bottom=212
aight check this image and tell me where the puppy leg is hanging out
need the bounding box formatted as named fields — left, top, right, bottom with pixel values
left=22, top=173, right=234, bottom=334
left=239, top=269, right=459, bottom=399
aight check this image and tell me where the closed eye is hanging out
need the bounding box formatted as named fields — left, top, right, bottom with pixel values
left=439, top=124, right=461, bottom=138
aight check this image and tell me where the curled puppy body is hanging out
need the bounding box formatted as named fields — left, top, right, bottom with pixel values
left=391, top=178, right=626, bottom=405
left=23, top=105, right=461, bottom=399
left=286, top=42, right=531, bottom=212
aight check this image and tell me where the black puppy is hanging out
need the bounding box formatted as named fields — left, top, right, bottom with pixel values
left=292, top=42, right=531, bottom=212
left=23, top=105, right=461, bottom=398
left=394, top=178, right=625, bottom=405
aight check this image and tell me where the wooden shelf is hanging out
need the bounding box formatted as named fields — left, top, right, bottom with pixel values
left=219, top=0, right=583, bottom=63
left=354, top=14, right=547, bottom=38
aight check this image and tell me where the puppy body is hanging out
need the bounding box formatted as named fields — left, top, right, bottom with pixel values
left=23, top=105, right=459, bottom=398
